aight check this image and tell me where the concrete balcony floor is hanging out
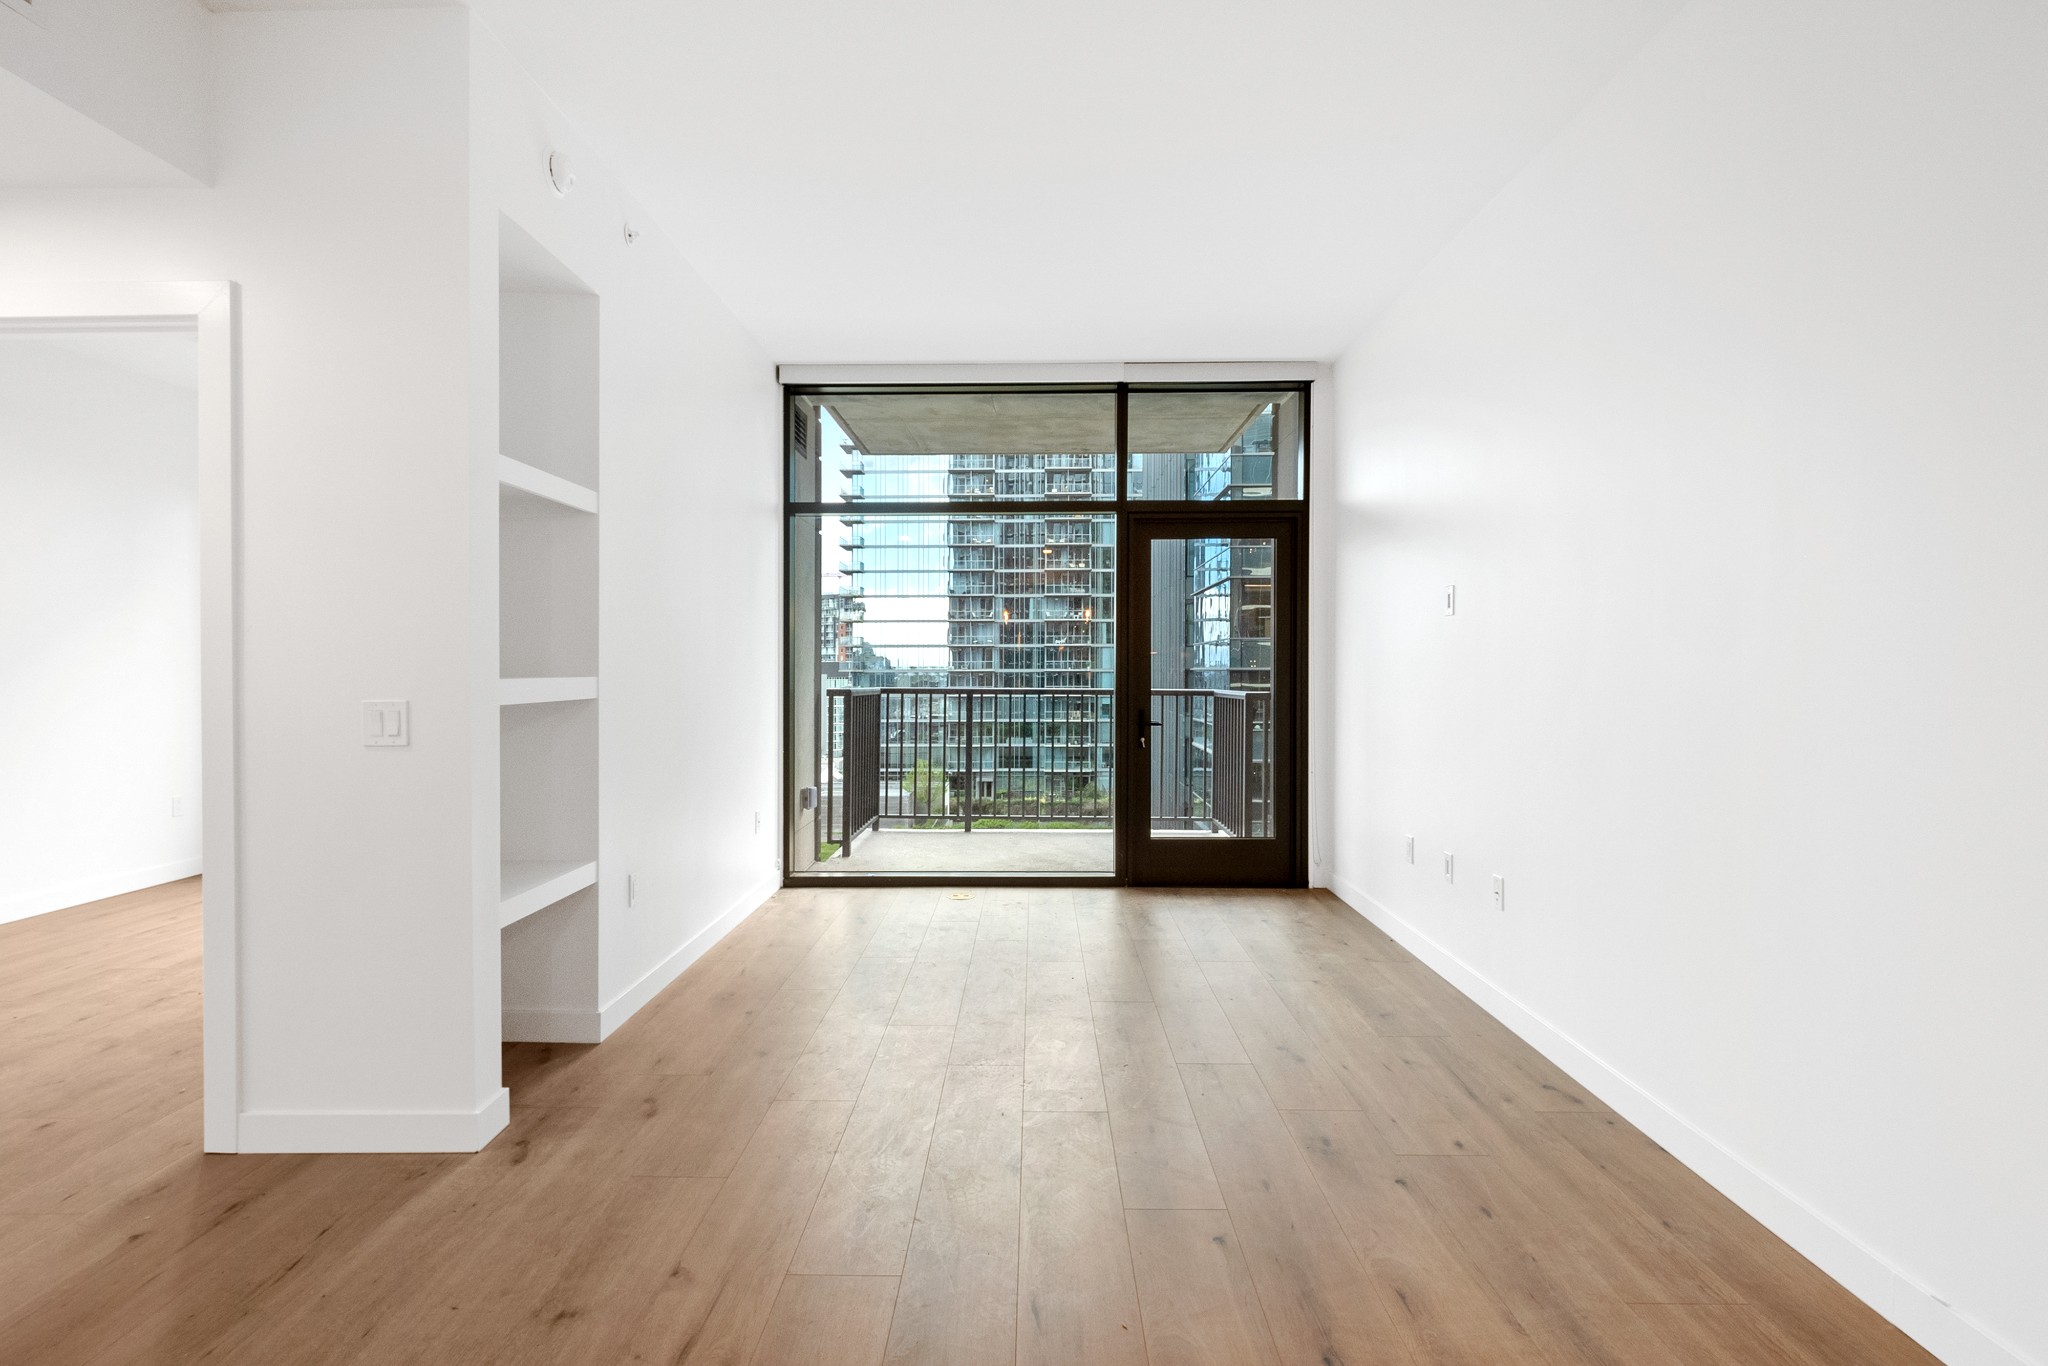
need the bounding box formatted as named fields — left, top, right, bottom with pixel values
left=826, top=826, right=1114, bottom=874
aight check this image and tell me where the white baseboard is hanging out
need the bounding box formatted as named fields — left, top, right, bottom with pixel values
left=1325, top=873, right=2035, bottom=1366
left=0, top=857, right=204, bottom=927
left=597, top=872, right=781, bottom=1039
left=237, top=1087, right=509, bottom=1154
left=502, top=1008, right=602, bottom=1044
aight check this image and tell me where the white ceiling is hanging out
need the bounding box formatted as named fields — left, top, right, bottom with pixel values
left=468, top=0, right=1679, bottom=363
left=0, top=63, right=192, bottom=188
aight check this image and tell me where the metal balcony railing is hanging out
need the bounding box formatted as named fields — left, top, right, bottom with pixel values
left=819, top=686, right=1269, bottom=857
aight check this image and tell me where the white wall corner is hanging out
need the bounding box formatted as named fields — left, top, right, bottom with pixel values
left=0, top=859, right=202, bottom=929
left=595, top=872, right=782, bottom=1039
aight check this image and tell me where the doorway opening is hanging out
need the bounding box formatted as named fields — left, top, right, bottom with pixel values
left=784, top=382, right=1308, bottom=886
left=0, top=282, right=240, bottom=1150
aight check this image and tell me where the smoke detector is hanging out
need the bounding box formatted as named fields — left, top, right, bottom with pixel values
left=546, top=150, right=576, bottom=197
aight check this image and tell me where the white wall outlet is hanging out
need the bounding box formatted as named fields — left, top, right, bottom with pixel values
left=1492, top=875, right=1506, bottom=911
left=1404, top=834, right=1415, bottom=864
left=1443, top=851, right=1455, bottom=883
left=362, top=699, right=409, bottom=747
left=626, top=873, right=636, bottom=908
left=1443, top=584, right=1457, bottom=616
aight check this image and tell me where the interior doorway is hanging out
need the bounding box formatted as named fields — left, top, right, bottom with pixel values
left=0, top=282, right=241, bottom=1150
left=784, top=380, right=1309, bottom=886
left=0, top=327, right=203, bottom=919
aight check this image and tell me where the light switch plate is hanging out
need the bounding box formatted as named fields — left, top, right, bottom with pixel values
left=1493, top=875, right=1505, bottom=911
left=363, top=699, right=409, bottom=747
left=1443, top=584, right=1457, bottom=616
left=1443, top=852, right=1455, bottom=883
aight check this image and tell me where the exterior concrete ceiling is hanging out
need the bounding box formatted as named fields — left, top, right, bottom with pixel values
left=467, top=0, right=1681, bottom=363
left=826, top=390, right=1274, bottom=456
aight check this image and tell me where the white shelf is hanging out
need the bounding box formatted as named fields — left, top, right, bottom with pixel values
left=500, top=676, right=598, bottom=705
left=498, top=454, right=597, bottom=513
left=500, top=859, right=597, bottom=928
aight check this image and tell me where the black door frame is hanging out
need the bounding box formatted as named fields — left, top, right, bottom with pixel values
left=1118, top=510, right=1308, bottom=887
left=781, top=380, right=1311, bottom=888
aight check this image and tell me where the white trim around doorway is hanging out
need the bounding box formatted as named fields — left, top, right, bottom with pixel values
left=0, top=281, right=243, bottom=1154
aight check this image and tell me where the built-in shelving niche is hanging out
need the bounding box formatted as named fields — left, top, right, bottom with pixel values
left=498, top=217, right=600, bottom=1042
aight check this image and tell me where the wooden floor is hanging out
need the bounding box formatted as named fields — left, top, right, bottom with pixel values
left=0, top=879, right=1939, bottom=1366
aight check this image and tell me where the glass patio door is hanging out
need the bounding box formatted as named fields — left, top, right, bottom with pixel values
left=1120, top=514, right=1302, bottom=886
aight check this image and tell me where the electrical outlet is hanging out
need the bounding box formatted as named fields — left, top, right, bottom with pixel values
left=1492, top=875, right=1505, bottom=911
left=1443, top=852, right=1455, bottom=883
left=1404, top=834, right=1415, bottom=864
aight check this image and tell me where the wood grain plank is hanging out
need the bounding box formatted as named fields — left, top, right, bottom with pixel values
left=750, top=1275, right=900, bottom=1366
left=1284, top=1108, right=1546, bottom=1366
left=890, top=959, right=970, bottom=1027
left=1632, top=1303, right=1819, bottom=1366
left=1394, top=1150, right=1687, bottom=1366
left=1091, top=1000, right=1223, bottom=1209
left=1167, top=903, right=1254, bottom=962
left=1018, top=1110, right=1146, bottom=1366
left=618, top=1099, right=855, bottom=1366
left=779, top=956, right=916, bottom=1101
left=1178, top=1063, right=1411, bottom=1366
left=790, top=1027, right=952, bottom=1276
left=1125, top=1208, right=1282, bottom=1366
left=1026, top=890, right=1083, bottom=963
left=1270, top=977, right=1484, bottom=1156
left=644, top=987, right=841, bottom=1178
left=1024, top=961, right=1106, bottom=1112
left=1198, top=960, right=1357, bottom=1110
left=882, top=1065, right=1023, bottom=1366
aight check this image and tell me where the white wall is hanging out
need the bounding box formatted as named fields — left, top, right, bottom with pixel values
left=1327, top=4, right=2048, bottom=1364
left=0, top=5, right=781, bottom=1151
left=1, top=8, right=489, bottom=1149
left=0, top=333, right=201, bottom=924
left=0, top=0, right=210, bottom=183
left=467, top=19, right=783, bottom=1055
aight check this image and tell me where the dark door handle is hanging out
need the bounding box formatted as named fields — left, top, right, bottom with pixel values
left=1138, top=708, right=1163, bottom=749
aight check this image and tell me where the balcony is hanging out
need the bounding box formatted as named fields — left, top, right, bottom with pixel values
left=813, top=686, right=1270, bottom=874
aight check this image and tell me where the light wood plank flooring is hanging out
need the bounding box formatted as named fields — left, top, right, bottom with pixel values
left=0, top=879, right=1940, bottom=1365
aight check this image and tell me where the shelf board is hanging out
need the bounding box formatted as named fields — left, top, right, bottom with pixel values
left=500, top=859, right=597, bottom=928
left=500, top=676, right=598, bottom=706
left=498, top=455, right=597, bottom=513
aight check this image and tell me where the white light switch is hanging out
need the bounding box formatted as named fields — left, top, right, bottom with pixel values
left=1444, top=585, right=1457, bottom=616
left=363, top=699, right=409, bottom=747
left=1492, top=875, right=1506, bottom=911
left=1443, top=852, right=1455, bottom=883
left=1404, top=834, right=1415, bottom=864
